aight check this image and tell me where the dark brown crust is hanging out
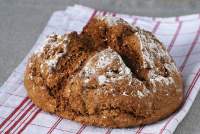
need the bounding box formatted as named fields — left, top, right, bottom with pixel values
left=24, top=16, right=184, bottom=128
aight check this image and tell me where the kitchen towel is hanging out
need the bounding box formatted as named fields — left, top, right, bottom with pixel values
left=0, top=5, right=200, bottom=134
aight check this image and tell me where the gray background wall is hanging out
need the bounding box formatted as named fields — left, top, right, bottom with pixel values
left=0, top=0, right=200, bottom=133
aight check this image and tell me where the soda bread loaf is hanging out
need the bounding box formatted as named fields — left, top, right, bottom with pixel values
left=24, top=16, right=184, bottom=128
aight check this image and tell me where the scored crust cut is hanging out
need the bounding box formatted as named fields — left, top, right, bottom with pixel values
left=24, top=16, right=184, bottom=128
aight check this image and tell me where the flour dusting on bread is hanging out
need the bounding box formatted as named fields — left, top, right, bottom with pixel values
left=80, top=47, right=132, bottom=86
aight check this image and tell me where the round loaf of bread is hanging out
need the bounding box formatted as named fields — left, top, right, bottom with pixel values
left=24, top=16, right=184, bottom=128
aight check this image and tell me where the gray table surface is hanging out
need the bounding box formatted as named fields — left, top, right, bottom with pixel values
left=0, top=0, right=200, bottom=133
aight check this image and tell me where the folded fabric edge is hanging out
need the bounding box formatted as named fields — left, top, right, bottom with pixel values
left=73, top=4, right=200, bottom=23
